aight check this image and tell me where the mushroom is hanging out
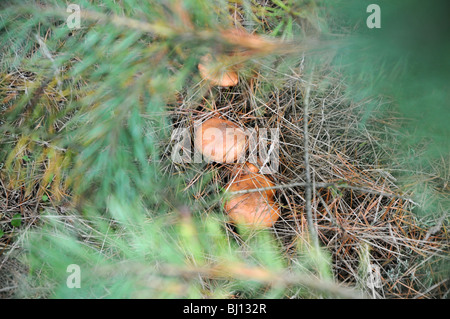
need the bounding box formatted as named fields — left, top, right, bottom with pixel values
left=231, top=161, right=259, bottom=175
left=197, top=28, right=281, bottom=87
left=198, top=54, right=239, bottom=87
left=224, top=168, right=280, bottom=228
left=194, top=117, right=246, bottom=163
left=220, top=28, right=277, bottom=54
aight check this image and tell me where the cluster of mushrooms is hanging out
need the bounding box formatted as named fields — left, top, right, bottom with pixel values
left=194, top=36, right=281, bottom=228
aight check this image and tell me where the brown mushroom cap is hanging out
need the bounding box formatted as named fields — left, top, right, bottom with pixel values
left=224, top=172, right=280, bottom=228
left=230, top=162, right=259, bottom=177
left=195, top=117, right=246, bottom=163
left=198, top=54, right=239, bottom=87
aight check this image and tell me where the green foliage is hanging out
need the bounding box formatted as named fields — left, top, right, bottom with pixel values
left=24, top=207, right=342, bottom=298
left=319, top=0, right=450, bottom=215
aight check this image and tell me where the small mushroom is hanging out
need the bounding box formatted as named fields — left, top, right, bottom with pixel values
left=198, top=54, right=239, bottom=87
left=224, top=170, right=280, bottom=228
left=195, top=117, right=246, bottom=163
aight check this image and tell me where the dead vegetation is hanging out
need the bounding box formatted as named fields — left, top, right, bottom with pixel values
left=0, top=1, right=448, bottom=299
left=164, top=59, right=449, bottom=298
